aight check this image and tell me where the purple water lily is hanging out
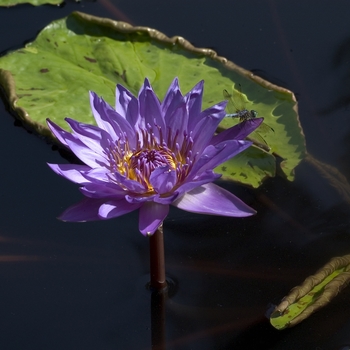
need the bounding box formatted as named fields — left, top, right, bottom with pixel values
left=47, top=78, right=262, bottom=236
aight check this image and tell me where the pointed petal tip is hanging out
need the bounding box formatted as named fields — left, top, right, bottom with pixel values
left=168, top=77, right=180, bottom=91
left=172, top=183, right=256, bottom=218
left=193, top=79, right=205, bottom=92
left=46, top=118, right=57, bottom=128
left=143, top=77, right=152, bottom=88
left=254, top=117, right=264, bottom=127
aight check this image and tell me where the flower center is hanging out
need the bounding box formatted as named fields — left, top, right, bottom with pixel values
left=128, top=148, right=176, bottom=189
left=108, top=126, right=195, bottom=195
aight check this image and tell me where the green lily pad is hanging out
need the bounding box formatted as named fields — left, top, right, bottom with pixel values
left=270, top=254, right=350, bottom=330
left=0, top=0, right=63, bottom=7
left=0, top=11, right=305, bottom=188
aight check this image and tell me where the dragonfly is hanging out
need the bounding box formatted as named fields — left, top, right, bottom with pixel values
left=223, top=85, right=274, bottom=151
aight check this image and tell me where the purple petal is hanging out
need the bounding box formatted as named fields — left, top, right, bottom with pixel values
left=149, top=166, right=176, bottom=194
left=115, top=84, right=139, bottom=126
left=83, top=167, right=110, bottom=183
left=172, top=183, right=256, bottom=217
left=161, top=77, right=183, bottom=115
left=197, top=140, right=252, bottom=173
left=47, top=163, right=91, bottom=184
left=65, top=118, right=111, bottom=155
left=211, top=118, right=263, bottom=145
left=138, top=78, right=165, bottom=132
left=185, top=140, right=251, bottom=180
left=185, top=80, right=205, bottom=131
left=98, top=199, right=141, bottom=219
left=114, top=84, right=133, bottom=118
left=163, top=99, right=188, bottom=145
left=200, top=100, right=227, bottom=122
left=59, top=198, right=107, bottom=221
left=47, top=119, right=76, bottom=147
left=79, top=182, right=126, bottom=198
left=191, top=101, right=227, bottom=153
left=90, top=91, right=136, bottom=147
left=139, top=202, right=169, bottom=236
left=175, top=170, right=221, bottom=196
left=113, top=171, right=147, bottom=193
left=162, top=78, right=188, bottom=140
left=64, top=136, right=108, bottom=169
left=90, top=91, right=117, bottom=129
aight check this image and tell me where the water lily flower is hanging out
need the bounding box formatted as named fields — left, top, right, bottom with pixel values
left=47, top=78, right=262, bottom=236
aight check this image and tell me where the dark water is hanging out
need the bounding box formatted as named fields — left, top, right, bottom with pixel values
left=1, top=1, right=350, bottom=349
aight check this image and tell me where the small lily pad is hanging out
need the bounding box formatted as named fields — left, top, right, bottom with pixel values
left=0, top=12, right=306, bottom=188
left=270, top=254, right=350, bottom=330
left=0, top=0, right=63, bottom=6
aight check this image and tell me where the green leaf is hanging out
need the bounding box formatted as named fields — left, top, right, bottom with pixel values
left=0, top=11, right=306, bottom=188
left=0, top=0, right=63, bottom=7
left=218, top=146, right=276, bottom=188
left=270, top=254, right=350, bottom=330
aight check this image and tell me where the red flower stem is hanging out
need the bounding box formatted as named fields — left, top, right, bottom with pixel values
left=149, top=224, right=167, bottom=291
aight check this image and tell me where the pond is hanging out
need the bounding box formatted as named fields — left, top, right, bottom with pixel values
left=1, top=1, right=350, bottom=349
